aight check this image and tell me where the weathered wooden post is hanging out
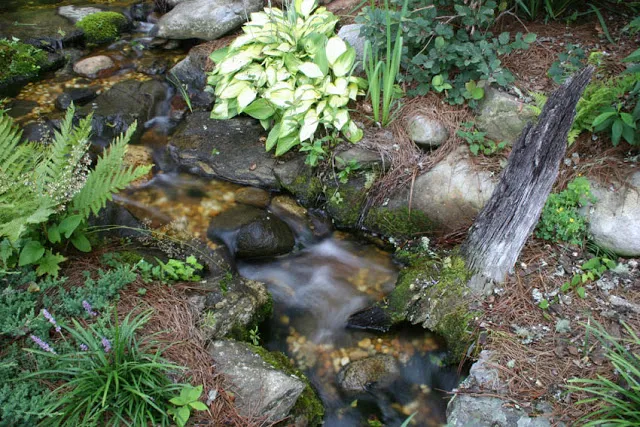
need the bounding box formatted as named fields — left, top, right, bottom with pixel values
left=461, top=66, right=594, bottom=293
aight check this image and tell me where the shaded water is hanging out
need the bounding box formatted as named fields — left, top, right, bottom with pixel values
left=127, top=174, right=460, bottom=426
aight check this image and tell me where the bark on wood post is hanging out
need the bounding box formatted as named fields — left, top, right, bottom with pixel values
left=461, top=67, right=594, bottom=294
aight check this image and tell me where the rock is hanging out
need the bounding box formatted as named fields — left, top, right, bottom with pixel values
left=274, top=156, right=323, bottom=205
left=475, top=87, right=536, bottom=144
left=207, top=205, right=295, bottom=258
left=270, top=195, right=307, bottom=221
left=167, top=112, right=278, bottom=188
left=585, top=173, right=640, bottom=256
left=385, top=146, right=497, bottom=231
left=0, top=8, right=83, bottom=49
left=5, top=100, right=38, bottom=119
left=135, top=57, right=168, bottom=75
left=58, top=5, right=102, bottom=23
left=156, top=0, right=263, bottom=40
left=235, top=187, right=271, bottom=208
left=207, top=340, right=307, bottom=422
left=54, top=48, right=85, bottom=79
left=336, top=354, right=400, bottom=393
left=122, top=145, right=154, bottom=187
left=78, top=79, right=168, bottom=145
left=168, top=41, right=217, bottom=91
left=73, top=55, right=116, bottom=78
left=408, top=115, right=450, bottom=148
left=21, top=120, right=59, bottom=143
left=336, top=146, right=390, bottom=171
left=447, top=395, right=551, bottom=427
left=130, top=2, right=155, bottom=22
left=55, top=87, right=99, bottom=110
left=337, top=24, right=365, bottom=65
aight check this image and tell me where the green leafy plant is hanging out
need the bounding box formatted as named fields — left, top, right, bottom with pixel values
left=592, top=103, right=638, bottom=146
left=358, top=0, right=536, bottom=105
left=300, top=133, right=336, bottom=166
left=456, top=121, right=507, bottom=155
left=568, top=320, right=640, bottom=426
left=75, top=12, right=128, bottom=45
left=362, top=0, right=409, bottom=126
left=536, top=177, right=595, bottom=245
left=0, top=106, right=151, bottom=276
left=24, top=310, right=187, bottom=426
left=336, top=157, right=362, bottom=183
left=0, top=38, right=47, bottom=85
left=548, top=43, right=587, bottom=85
left=561, top=256, right=616, bottom=298
left=207, top=0, right=366, bottom=157
left=137, top=255, right=203, bottom=283
left=249, top=325, right=261, bottom=346
left=168, top=385, right=209, bottom=427
left=168, top=71, right=193, bottom=113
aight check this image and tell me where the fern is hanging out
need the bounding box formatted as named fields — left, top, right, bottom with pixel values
left=70, top=122, right=151, bottom=218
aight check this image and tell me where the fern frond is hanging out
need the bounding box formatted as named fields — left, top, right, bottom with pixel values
left=567, top=128, right=581, bottom=146
left=71, top=122, right=152, bottom=219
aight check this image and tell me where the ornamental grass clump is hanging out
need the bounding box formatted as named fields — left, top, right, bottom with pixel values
left=207, top=0, right=366, bottom=157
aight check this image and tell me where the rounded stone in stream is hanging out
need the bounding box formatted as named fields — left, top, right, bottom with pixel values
left=208, top=205, right=295, bottom=259
left=55, top=87, right=99, bottom=110
left=135, top=57, right=168, bottom=75
left=73, top=55, right=116, bottom=78
left=337, top=354, right=401, bottom=393
left=235, top=187, right=271, bottom=208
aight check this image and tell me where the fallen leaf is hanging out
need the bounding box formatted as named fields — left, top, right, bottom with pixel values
left=249, top=163, right=257, bottom=171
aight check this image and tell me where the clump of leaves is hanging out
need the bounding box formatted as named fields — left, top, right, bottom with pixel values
left=168, top=385, right=209, bottom=427
left=569, top=320, right=640, bottom=426
left=207, top=0, right=366, bottom=157
left=357, top=0, right=536, bottom=105
left=0, top=38, right=47, bottom=84
left=561, top=256, right=616, bottom=298
left=336, top=157, right=361, bottom=183
left=456, top=121, right=507, bottom=155
left=137, top=255, right=203, bottom=283
left=536, top=177, right=595, bottom=245
left=547, top=43, right=587, bottom=85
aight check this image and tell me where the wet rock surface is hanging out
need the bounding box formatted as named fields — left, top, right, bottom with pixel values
left=73, top=55, right=116, bottom=78
left=167, top=112, right=278, bottom=187
left=156, top=0, right=263, bottom=40
left=55, top=87, right=99, bottom=110
left=337, top=354, right=401, bottom=393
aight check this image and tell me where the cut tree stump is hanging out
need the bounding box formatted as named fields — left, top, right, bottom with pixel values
left=461, top=66, right=594, bottom=294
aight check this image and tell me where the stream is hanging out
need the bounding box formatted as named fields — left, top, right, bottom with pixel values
left=2, top=1, right=462, bottom=424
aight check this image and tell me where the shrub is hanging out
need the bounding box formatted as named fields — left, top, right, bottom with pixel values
left=25, top=310, right=187, bottom=426
left=0, top=38, right=47, bottom=84
left=0, top=105, right=151, bottom=276
left=569, top=320, right=640, bottom=426
left=357, top=0, right=536, bottom=105
left=536, top=176, right=594, bottom=245
left=207, top=0, right=366, bottom=157
left=76, top=12, right=128, bottom=45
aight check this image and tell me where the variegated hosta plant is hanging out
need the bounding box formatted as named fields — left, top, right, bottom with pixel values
left=207, top=0, right=367, bottom=157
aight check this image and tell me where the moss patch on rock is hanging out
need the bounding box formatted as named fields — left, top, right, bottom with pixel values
left=364, top=206, right=433, bottom=239
left=229, top=290, right=273, bottom=342
left=76, top=12, right=128, bottom=45
left=324, top=177, right=368, bottom=229
left=0, top=38, right=47, bottom=85
left=384, top=252, right=479, bottom=363
left=248, top=344, right=325, bottom=426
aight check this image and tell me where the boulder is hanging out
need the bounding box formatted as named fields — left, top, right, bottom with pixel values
left=585, top=173, right=640, bottom=256
left=337, top=354, right=400, bottom=393
left=156, top=0, right=263, bottom=40
left=447, top=395, right=551, bottom=427
left=207, top=205, right=295, bottom=258
left=385, top=146, right=497, bottom=231
left=337, top=24, right=365, bottom=65
left=58, top=5, right=102, bottom=23
left=73, top=55, right=116, bottom=78
left=408, top=115, right=450, bottom=148
left=336, top=146, right=390, bottom=171
left=55, top=87, right=99, bottom=110
left=167, top=112, right=278, bottom=188
left=168, top=41, right=217, bottom=91
left=78, top=79, right=168, bottom=145
left=208, top=340, right=307, bottom=422
left=475, top=87, right=536, bottom=144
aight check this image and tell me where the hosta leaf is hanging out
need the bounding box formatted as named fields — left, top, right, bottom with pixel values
left=266, top=123, right=281, bottom=152
left=237, top=87, right=257, bottom=110
left=284, top=53, right=303, bottom=73
left=333, top=109, right=349, bottom=130
left=328, top=95, right=348, bottom=108
left=298, top=62, right=324, bottom=78
left=294, top=85, right=320, bottom=101
left=300, top=109, right=319, bottom=141
left=219, top=53, right=252, bottom=74
left=295, top=0, right=316, bottom=17
left=275, top=134, right=299, bottom=156
left=276, top=68, right=291, bottom=81
left=264, top=87, right=294, bottom=108
left=243, top=99, right=275, bottom=120
left=210, top=100, right=231, bottom=119
left=209, top=47, right=229, bottom=63
left=332, top=47, right=355, bottom=76
left=343, top=120, right=363, bottom=143
left=219, top=81, right=249, bottom=99
left=279, top=117, right=299, bottom=138
left=326, top=37, right=347, bottom=66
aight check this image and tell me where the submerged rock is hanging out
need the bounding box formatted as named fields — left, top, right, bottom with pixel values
left=475, top=87, right=536, bottom=144
left=73, top=55, right=116, bottom=78
left=167, top=112, right=278, bottom=188
left=235, top=187, right=271, bottom=208
left=207, top=205, right=295, bottom=258
left=55, top=87, right=99, bottom=110
left=337, top=354, right=400, bottom=393
left=156, top=0, right=263, bottom=40
left=585, top=173, right=640, bottom=256
left=208, top=340, right=323, bottom=424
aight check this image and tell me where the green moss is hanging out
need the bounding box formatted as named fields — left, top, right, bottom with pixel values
left=0, top=38, right=47, bottom=84
left=324, top=180, right=367, bottom=229
left=76, top=12, right=128, bottom=45
left=365, top=206, right=433, bottom=239
left=229, top=291, right=273, bottom=342
left=283, top=174, right=323, bottom=206
left=248, top=344, right=324, bottom=426
left=383, top=252, right=479, bottom=363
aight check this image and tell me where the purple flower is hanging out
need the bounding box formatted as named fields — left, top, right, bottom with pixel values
left=42, top=309, right=61, bottom=333
left=30, top=335, right=56, bottom=354
left=79, top=344, right=89, bottom=351
left=101, top=337, right=112, bottom=353
left=82, top=300, right=97, bottom=317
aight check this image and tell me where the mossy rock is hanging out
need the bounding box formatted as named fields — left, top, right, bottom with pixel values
left=248, top=344, right=325, bottom=426
left=0, top=38, right=47, bottom=88
left=364, top=206, right=433, bottom=239
left=76, top=12, right=128, bottom=45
